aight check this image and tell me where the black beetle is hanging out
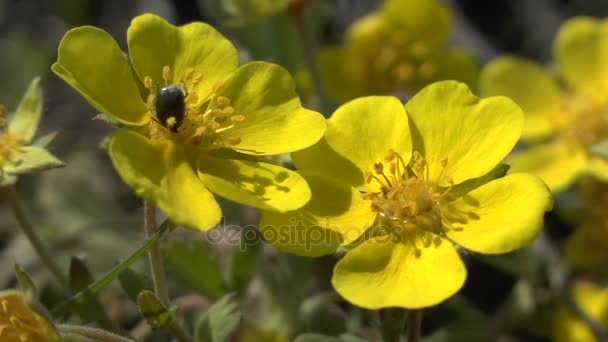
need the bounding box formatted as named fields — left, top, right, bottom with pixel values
left=155, top=83, right=186, bottom=132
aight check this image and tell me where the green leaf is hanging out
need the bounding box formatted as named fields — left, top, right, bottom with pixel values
left=15, top=264, right=37, bottom=302
left=299, top=292, right=346, bottom=336
left=137, top=290, right=178, bottom=329
left=447, top=163, right=510, bottom=199
left=3, top=146, right=64, bottom=174
left=229, top=228, right=263, bottom=296
left=293, top=334, right=341, bottom=342
left=32, top=131, right=58, bottom=148
left=9, top=77, right=43, bottom=143
left=68, top=256, right=108, bottom=323
left=163, top=241, right=226, bottom=299
left=118, top=266, right=152, bottom=303
left=194, top=294, right=241, bottom=342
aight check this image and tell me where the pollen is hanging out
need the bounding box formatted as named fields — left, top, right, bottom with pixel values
left=0, top=104, right=24, bottom=168
left=361, top=150, right=459, bottom=236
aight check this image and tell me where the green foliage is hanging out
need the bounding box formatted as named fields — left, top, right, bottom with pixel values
left=137, top=290, right=178, bottom=329
left=194, top=293, right=242, bottom=342
left=118, top=266, right=152, bottom=303
left=229, top=229, right=263, bottom=296
left=67, top=257, right=107, bottom=324
left=162, top=240, right=226, bottom=299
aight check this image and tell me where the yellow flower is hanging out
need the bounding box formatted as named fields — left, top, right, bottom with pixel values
left=260, top=81, right=552, bottom=309
left=564, top=178, right=608, bottom=272
left=0, top=78, right=64, bottom=186
left=0, top=290, right=59, bottom=342
left=480, top=17, right=608, bottom=192
left=52, top=14, right=325, bottom=232
left=317, top=0, right=478, bottom=103
left=553, top=281, right=608, bottom=342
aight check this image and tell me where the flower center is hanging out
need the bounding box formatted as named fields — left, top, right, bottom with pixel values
left=358, top=30, right=436, bottom=94
left=361, top=150, right=453, bottom=235
left=144, top=66, right=245, bottom=150
left=558, top=94, right=608, bottom=148
left=0, top=105, right=23, bottom=168
left=0, top=297, right=54, bottom=341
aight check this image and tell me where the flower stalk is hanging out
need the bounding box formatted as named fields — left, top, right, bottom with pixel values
left=58, top=324, right=135, bottom=342
left=2, top=185, right=69, bottom=288
left=407, top=310, right=422, bottom=342
left=380, top=308, right=406, bottom=342
left=144, top=201, right=170, bottom=307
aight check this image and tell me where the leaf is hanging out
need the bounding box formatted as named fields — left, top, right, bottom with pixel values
left=194, top=294, right=242, bottom=342
left=163, top=241, right=226, bottom=299
left=137, top=290, right=178, bottom=329
left=14, top=264, right=37, bottom=302
left=9, top=77, right=43, bottom=143
left=299, top=292, right=346, bottom=336
left=229, top=228, right=263, bottom=296
left=293, top=334, right=341, bottom=342
left=3, top=146, right=64, bottom=174
left=447, top=163, right=510, bottom=199
left=68, top=256, right=108, bottom=323
left=118, top=266, right=152, bottom=303
left=32, top=131, right=58, bottom=148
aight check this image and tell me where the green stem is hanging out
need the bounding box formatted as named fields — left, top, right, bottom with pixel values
left=143, top=201, right=192, bottom=342
left=381, top=308, right=407, bottom=342
left=58, top=324, right=135, bottom=342
left=52, top=219, right=174, bottom=316
left=2, top=186, right=69, bottom=288
left=144, top=201, right=170, bottom=306
left=407, top=310, right=422, bottom=342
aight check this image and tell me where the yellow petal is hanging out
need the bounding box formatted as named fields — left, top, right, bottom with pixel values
left=553, top=281, right=608, bottom=342
left=445, top=173, right=552, bottom=254
left=405, top=81, right=523, bottom=186
left=322, top=96, right=411, bottom=187
left=587, top=155, right=608, bottom=183
left=259, top=170, right=377, bottom=256
left=197, top=154, right=311, bottom=212
left=109, top=129, right=221, bottom=231
left=332, top=232, right=466, bottom=309
left=509, top=142, right=586, bottom=193
left=381, top=0, right=452, bottom=49
left=0, top=290, right=59, bottom=341
left=554, top=16, right=608, bottom=100
left=431, top=49, right=480, bottom=90
left=127, top=13, right=238, bottom=100
left=292, top=137, right=365, bottom=189
left=214, top=62, right=326, bottom=155
left=479, top=56, right=560, bottom=141
left=52, top=26, right=148, bottom=125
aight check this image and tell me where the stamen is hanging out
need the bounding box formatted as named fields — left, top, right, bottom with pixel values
left=162, top=66, right=172, bottom=84
left=213, top=82, right=226, bottom=94
left=184, top=67, right=195, bottom=81
left=144, top=76, right=153, bottom=90
left=230, top=115, right=245, bottom=124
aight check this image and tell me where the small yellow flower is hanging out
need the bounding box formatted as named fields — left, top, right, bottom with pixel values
left=553, top=281, right=608, bottom=342
left=260, top=81, right=552, bottom=309
left=480, top=17, right=608, bottom=192
left=52, top=14, right=326, bottom=232
left=0, top=78, right=64, bottom=186
left=0, top=290, right=59, bottom=342
left=317, top=0, right=478, bottom=103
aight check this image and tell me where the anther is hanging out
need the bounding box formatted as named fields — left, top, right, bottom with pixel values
left=144, top=76, right=153, bottom=90
left=410, top=42, right=429, bottom=58
left=374, top=162, right=384, bottom=175
left=213, top=82, right=226, bottom=94
left=162, top=66, right=172, bottom=83
left=166, top=116, right=177, bottom=129
left=217, top=96, right=231, bottom=107
left=230, top=115, right=245, bottom=124
left=192, top=72, right=203, bottom=85
left=228, top=137, right=241, bottom=145
left=385, top=149, right=396, bottom=162
left=223, top=106, right=235, bottom=116
left=419, top=62, right=436, bottom=78
left=440, top=156, right=448, bottom=168
left=184, top=67, right=195, bottom=81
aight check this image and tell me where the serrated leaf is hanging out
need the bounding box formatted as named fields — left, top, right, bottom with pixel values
left=3, top=146, right=64, bottom=174
left=163, top=241, right=226, bottom=299
left=447, top=163, right=510, bottom=199
left=118, top=267, right=152, bottom=303
left=229, top=229, right=263, bottom=296
left=293, top=334, right=341, bottom=342
left=9, top=77, right=42, bottom=143
left=194, top=294, right=241, bottom=342
left=137, top=290, right=178, bottom=329
left=33, top=131, right=58, bottom=148
left=68, top=257, right=106, bottom=323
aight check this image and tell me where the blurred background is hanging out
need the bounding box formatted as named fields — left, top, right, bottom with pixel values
left=2, top=0, right=608, bottom=341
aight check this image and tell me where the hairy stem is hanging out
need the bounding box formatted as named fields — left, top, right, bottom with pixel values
left=58, top=324, right=134, bottom=342
left=2, top=186, right=69, bottom=288
left=144, top=201, right=170, bottom=307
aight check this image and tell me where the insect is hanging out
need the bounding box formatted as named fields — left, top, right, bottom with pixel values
left=155, top=83, right=186, bottom=133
